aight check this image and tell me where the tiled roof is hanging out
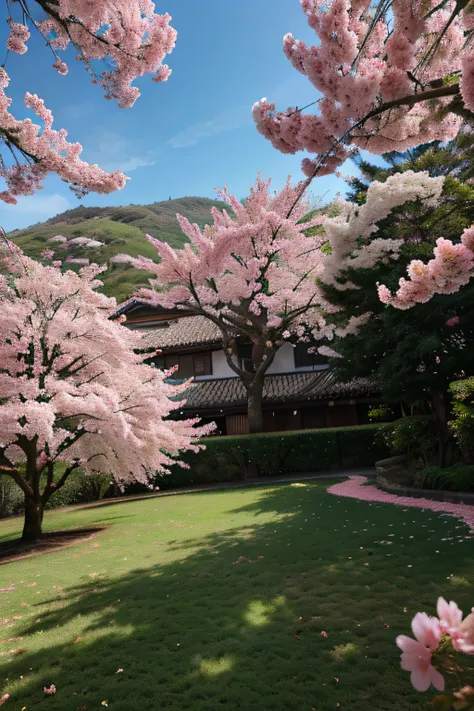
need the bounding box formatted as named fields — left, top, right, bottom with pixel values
left=139, top=316, right=222, bottom=349
left=180, top=371, right=377, bottom=410
left=115, top=297, right=142, bottom=315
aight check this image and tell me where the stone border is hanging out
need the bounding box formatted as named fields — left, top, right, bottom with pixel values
left=376, top=474, right=474, bottom=506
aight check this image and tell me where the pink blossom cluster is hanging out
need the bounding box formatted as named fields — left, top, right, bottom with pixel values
left=254, top=1, right=468, bottom=175
left=51, top=236, right=105, bottom=250
left=379, top=226, right=474, bottom=309
left=1, top=1, right=176, bottom=200
left=0, top=70, right=126, bottom=204
left=0, top=241, right=213, bottom=488
left=6, top=20, right=30, bottom=55
left=397, top=599, right=474, bottom=693
left=10, top=0, right=176, bottom=108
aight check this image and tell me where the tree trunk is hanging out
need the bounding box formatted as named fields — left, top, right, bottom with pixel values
left=22, top=494, right=44, bottom=543
left=431, top=389, right=454, bottom=468
left=247, top=383, right=264, bottom=434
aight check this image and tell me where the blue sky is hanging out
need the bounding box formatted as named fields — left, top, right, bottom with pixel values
left=0, top=1, right=355, bottom=231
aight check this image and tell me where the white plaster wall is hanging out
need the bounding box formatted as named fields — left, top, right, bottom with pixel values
left=267, top=343, right=296, bottom=374
left=211, top=349, right=237, bottom=378
left=210, top=343, right=328, bottom=378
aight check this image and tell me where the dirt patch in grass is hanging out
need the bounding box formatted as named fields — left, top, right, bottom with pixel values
left=0, top=527, right=106, bottom=565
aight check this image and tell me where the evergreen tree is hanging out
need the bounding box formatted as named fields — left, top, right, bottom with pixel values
left=322, top=135, right=474, bottom=466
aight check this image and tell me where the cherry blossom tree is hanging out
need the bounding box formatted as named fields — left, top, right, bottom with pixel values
left=253, top=1, right=473, bottom=178
left=0, top=1, right=177, bottom=205
left=115, top=171, right=445, bottom=433
left=0, top=241, right=212, bottom=542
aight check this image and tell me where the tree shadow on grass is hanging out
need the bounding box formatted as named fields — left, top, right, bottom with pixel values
left=2, top=482, right=474, bottom=711
left=0, top=527, right=106, bottom=565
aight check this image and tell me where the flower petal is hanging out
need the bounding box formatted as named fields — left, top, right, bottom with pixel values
left=396, top=635, right=420, bottom=653
left=431, top=668, right=445, bottom=692
left=411, top=668, right=431, bottom=692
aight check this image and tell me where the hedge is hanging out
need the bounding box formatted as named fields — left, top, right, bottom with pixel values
left=0, top=425, right=389, bottom=518
left=0, top=468, right=112, bottom=519
left=154, top=424, right=389, bottom=490
left=412, top=463, right=474, bottom=493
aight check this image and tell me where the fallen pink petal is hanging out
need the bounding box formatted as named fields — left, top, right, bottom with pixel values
left=327, top=477, right=474, bottom=531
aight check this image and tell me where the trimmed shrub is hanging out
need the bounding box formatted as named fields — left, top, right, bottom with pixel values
left=0, top=468, right=111, bottom=519
left=155, top=424, right=389, bottom=490
left=449, top=377, right=474, bottom=463
left=412, top=463, right=474, bottom=492
left=0, top=477, right=23, bottom=518
left=377, top=416, right=437, bottom=465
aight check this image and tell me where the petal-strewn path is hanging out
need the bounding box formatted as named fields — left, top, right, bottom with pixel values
left=327, top=476, right=474, bottom=531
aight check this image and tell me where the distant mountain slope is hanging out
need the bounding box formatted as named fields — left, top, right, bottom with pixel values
left=8, top=197, right=227, bottom=302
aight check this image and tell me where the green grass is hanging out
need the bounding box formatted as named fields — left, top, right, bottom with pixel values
left=1, top=481, right=473, bottom=710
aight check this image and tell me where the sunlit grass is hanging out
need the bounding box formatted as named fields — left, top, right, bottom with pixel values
left=0, top=481, right=473, bottom=711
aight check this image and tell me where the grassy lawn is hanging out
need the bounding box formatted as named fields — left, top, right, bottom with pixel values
left=0, top=480, right=473, bottom=710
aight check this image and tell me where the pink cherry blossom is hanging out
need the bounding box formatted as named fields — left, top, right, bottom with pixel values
left=437, top=598, right=474, bottom=655
left=43, top=685, right=56, bottom=695
left=0, top=241, right=213, bottom=540
left=380, top=226, right=474, bottom=309
left=6, top=21, right=30, bottom=55
left=437, top=597, right=463, bottom=636
left=0, top=1, right=177, bottom=201
left=456, top=610, right=474, bottom=654
left=255, top=1, right=469, bottom=177
left=0, top=70, right=127, bottom=204
left=13, top=1, right=176, bottom=109
left=52, top=59, right=68, bottom=76
left=396, top=613, right=444, bottom=692
left=445, top=316, right=460, bottom=328
left=118, top=171, right=444, bottom=351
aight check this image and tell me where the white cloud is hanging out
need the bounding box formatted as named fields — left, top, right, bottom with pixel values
left=87, top=131, right=156, bottom=174
left=1, top=194, right=72, bottom=231
left=167, top=76, right=314, bottom=150
left=116, top=157, right=156, bottom=172
left=168, top=106, right=251, bottom=149
left=168, top=77, right=314, bottom=148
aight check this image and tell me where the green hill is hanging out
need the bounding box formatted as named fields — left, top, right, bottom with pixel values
left=8, top=197, right=227, bottom=302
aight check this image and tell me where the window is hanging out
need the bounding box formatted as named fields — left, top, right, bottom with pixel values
left=154, top=354, right=178, bottom=373
left=193, top=351, right=212, bottom=377
left=178, top=354, right=195, bottom=378
left=294, top=344, right=327, bottom=370
left=153, top=352, right=212, bottom=378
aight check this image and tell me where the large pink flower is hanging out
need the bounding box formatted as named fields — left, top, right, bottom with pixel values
left=396, top=612, right=444, bottom=692
left=437, top=597, right=463, bottom=636
left=457, top=610, right=474, bottom=654
left=437, top=598, right=474, bottom=654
